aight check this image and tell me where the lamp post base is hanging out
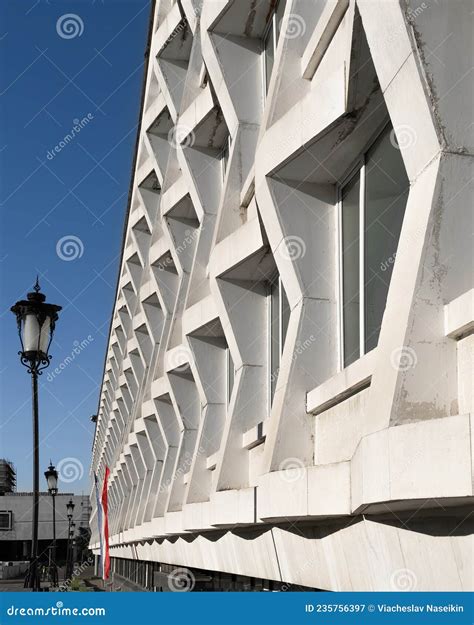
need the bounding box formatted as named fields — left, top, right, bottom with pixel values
left=50, top=563, right=59, bottom=587
left=24, top=558, right=41, bottom=591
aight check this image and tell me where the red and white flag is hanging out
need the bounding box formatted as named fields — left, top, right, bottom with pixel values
left=101, top=466, right=110, bottom=580
left=94, top=466, right=110, bottom=580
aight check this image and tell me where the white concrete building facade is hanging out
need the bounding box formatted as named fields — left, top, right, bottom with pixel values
left=89, top=0, right=473, bottom=591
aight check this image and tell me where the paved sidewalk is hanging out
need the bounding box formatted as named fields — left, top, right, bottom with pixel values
left=0, top=566, right=68, bottom=592
left=0, top=578, right=32, bottom=592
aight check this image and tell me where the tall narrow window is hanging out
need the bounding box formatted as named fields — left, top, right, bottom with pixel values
left=268, top=273, right=290, bottom=405
left=341, top=174, right=360, bottom=366
left=339, top=122, right=409, bottom=368
left=199, top=63, right=208, bottom=89
left=262, top=0, right=286, bottom=95
left=263, top=20, right=274, bottom=94
left=226, top=347, right=234, bottom=406
left=275, top=0, right=286, bottom=37
left=220, top=134, right=231, bottom=182
left=364, top=129, right=409, bottom=352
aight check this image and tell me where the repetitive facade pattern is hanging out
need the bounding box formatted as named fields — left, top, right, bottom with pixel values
left=90, top=0, right=474, bottom=591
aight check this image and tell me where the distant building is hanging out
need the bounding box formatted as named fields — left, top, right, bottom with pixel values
left=0, top=460, right=16, bottom=495
left=0, top=493, right=88, bottom=563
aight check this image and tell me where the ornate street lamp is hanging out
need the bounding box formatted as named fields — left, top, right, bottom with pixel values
left=44, top=462, right=58, bottom=587
left=11, top=278, right=61, bottom=374
left=45, top=462, right=58, bottom=495
left=65, top=501, right=75, bottom=580
left=66, top=499, right=75, bottom=520
left=11, top=278, right=61, bottom=591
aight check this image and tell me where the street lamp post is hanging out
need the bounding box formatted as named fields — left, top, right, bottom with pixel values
left=65, top=500, right=75, bottom=580
left=44, top=462, right=58, bottom=587
left=71, top=536, right=77, bottom=574
left=68, top=522, right=76, bottom=579
left=11, top=278, right=61, bottom=591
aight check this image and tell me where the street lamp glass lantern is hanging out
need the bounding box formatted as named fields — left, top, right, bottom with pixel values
left=11, top=278, right=61, bottom=372
left=67, top=499, right=75, bottom=519
left=44, top=462, right=58, bottom=495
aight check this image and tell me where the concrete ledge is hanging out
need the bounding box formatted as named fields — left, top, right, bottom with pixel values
left=258, top=462, right=351, bottom=521
left=242, top=421, right=267, bottom=450
left=132, top=311, right=146, bottom=331
left=210, top=488, right=256, bottom=527
left=140, top=521, right=154, bottom=540
left=182, top=501, right=213, bottom=532
left=209, top=216, right=264, bottom=279
left=182, top=294, right=219, bottom=336
left=139, top=272, right=155, bottom=302
left=155, top=1, right=182, bottom=57
left=444, top=288, right=474, bottom=339
left=140, top=400, right=154, bottom=420
left=352, top=414, right=473, bottom=513
left=142, top=92, right=167, bottom=133
left=164, top=510, right=186, bottom=535
left=179, top=83, right=215, bottom=138
left=240, top=165, right=255, bottom=208
left=148, top=236, right=171, bottom=267
left=307, top=350, right=375, bottom=415
left=206, top=451, right=219, bottom=470
left=164, top=345, right=190, bottom=372
left=135, top=158, right=154, bottom=190
left=308, top=462, right=351, bottom=516
left=302, top=0, right=350, bottom=80
left=160, top=175, right=188, bottom=217
left=151, top=517, right=165, bottom=538
left=150, top=376, right=169, bottom=400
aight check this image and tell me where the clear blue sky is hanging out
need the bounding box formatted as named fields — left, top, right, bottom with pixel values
left=0, top=0, right=151, bottom=495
